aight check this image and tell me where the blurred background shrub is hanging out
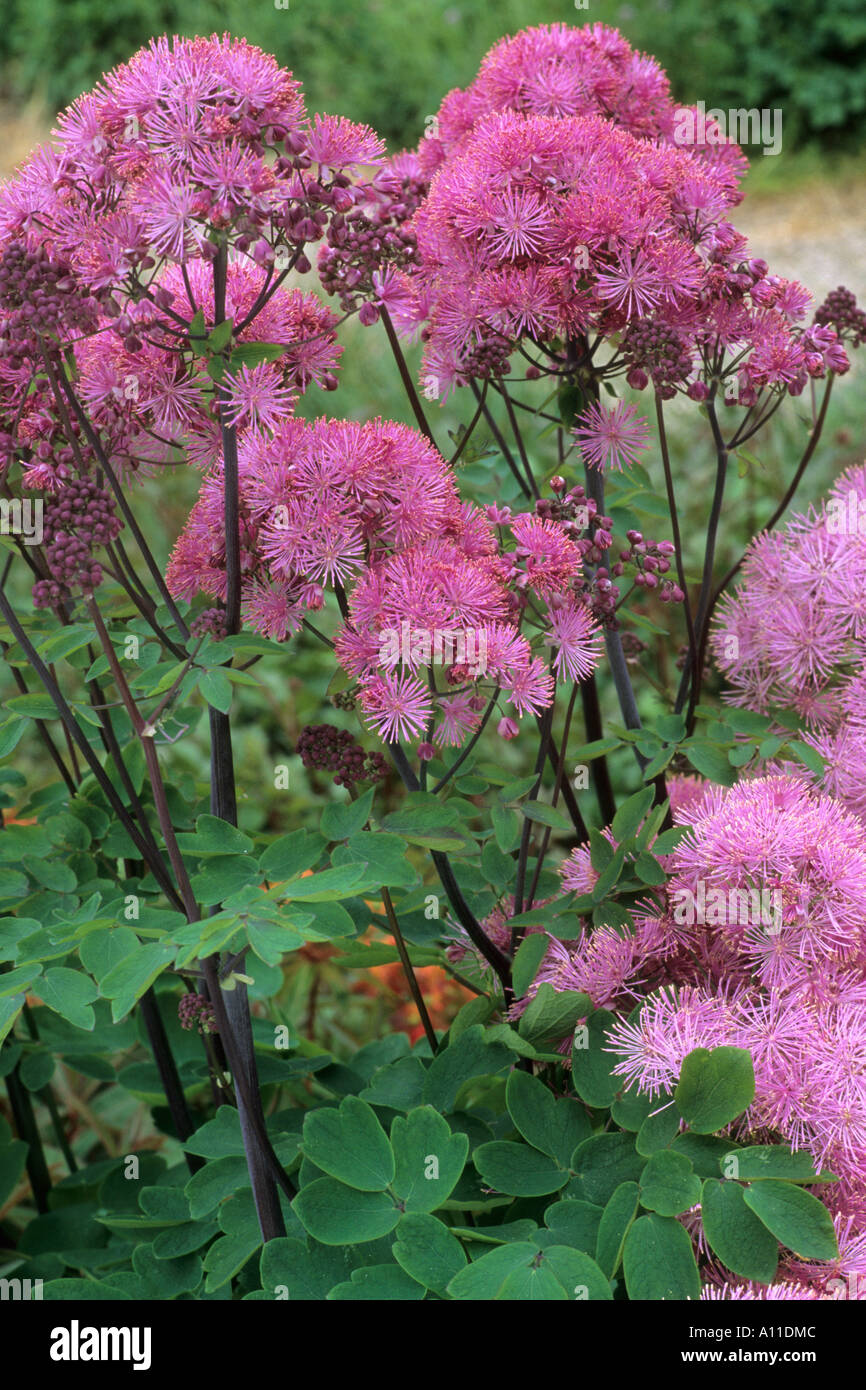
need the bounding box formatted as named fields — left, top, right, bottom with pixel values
left=1, top=0, right=865, bottom=153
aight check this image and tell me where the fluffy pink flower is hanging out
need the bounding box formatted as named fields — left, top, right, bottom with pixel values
left=574, top=400, right=650, bottom=472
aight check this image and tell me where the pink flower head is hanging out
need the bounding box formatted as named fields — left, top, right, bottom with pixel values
left=574, top=400, right=650, bottom=473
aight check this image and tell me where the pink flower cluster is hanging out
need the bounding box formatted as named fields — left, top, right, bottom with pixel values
left=167, top=416, right=604, bottom=744
left=712, top=461, right=866, bottom=821
left=600, top=775, right=866, bottom=1289
left=332, top=23, right=853, bottom=406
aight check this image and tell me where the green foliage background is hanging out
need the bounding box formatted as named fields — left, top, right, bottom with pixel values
left=2, top=0, right=865, bottom=152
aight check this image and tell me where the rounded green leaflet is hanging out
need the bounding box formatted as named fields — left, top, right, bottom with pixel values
left=701, top=1179, right=779, bottom=1284
left=294, top=1178, right=400, bottom=1245
left=635, top=1099, right=682, bottom=1156
left=301, top=1096, right=395, bottom=1191
left=595, top=1182, right=640, bottom=1278
left=571, top=1131, right=646, bottom=1206
left=390, top=1106, right=469, bottom=1212
left=543, top=1199, right=604, bottom=1254
left=392, top=1213, right=467, bottom=1293
left=496, top=1263, right=569, bottom=1301
left=622, top=1213, right=701, bottom=1301
left=541, top=1245, right=613, bottom=1301
left=328, top=1264, right=426, bottom=1300
left=638, top=1150, right=702, bottom=1217
left=571, top=1008, right=621, bottom=1108
left=722, top=1145, right=833, bottom=1184
left=447, top=1241, right=610, bottom=1301
left=474, top=1140, right=569, bottom=1197
left=505, top=1068, right=591, bottom=1166
left=742, top=1179, right=839, bottom=1261
left=674, top=1045, right=755, bottom=1133
left=447, top=1242, right=539, bottom=1299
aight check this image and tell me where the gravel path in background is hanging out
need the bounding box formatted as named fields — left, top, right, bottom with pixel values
left=735, top=178, right=866, bottom=305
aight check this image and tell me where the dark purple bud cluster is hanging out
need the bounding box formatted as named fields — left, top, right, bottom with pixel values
left=318, top=168, right=423, bottom=314
left=623, top=318, right=693, bottom=397
left=454, top=333, right=513, bottom=385
left=535, top=481, right=613, bottom=563
left=178, top=993, right=218, bottom=1034
left=296, top=723, right=387, bottom=788
left=620, top=631, right=647, bottom=663
left=613, top=531, right=683, bottom=603
left=31, top=473, right=121, bottom=608
left=0, top=244, right=101, bottom=364
left=190, top=607, right=228, bottom=640
left=814, top=287, right=866, bottom=349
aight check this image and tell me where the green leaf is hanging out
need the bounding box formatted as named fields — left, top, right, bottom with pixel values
left=742, top=1180, right=839, bottom=1261
left=302, top=1096, right=395, bottom=1191
left=206, top=318, right=234, bottom=352
left=635, top=1100, right=682, bottom=1156
left=511, top=934, right=550, bottom=999
left=328, top=1262, right=426, bottom=1300
left=492, top=803, right=521, bottom=852
left=390, top=1106, right=468, bottom=1212
left=381, top=802, right=470, bottom=853
left=42, top=1279, right=133, bottom=1301
left=320, top=788, right=374, bottom=841
left=701, top=1179, right=779, bottom=1283
left=474, top=1141, right=569, bottom=1197
left=786, top=739, right=825, bottom=778
left=622, top=1213, right=701, bottom=1300
left=422, top=1026, right=514, bottom=1112
left=393, top=1212, right=467, bottom=1293
left=521, top=800, right=572, bottom=832
left=198, top=667, right=233, bottom=713
left=650, top=826, right=688, bottom=854
left=185, top=1156, right=251, bottom=1219
left=571, top=1132, right=646, bottom=1206
left=684, top=742, right=737, bottom=786
left=259, top=829, right=324, bottom=881
left=359, top=1056, right=428, bottom=1112
left=227, top=341, right=287, bottom=371
left=655, top=713, right=687, bottom=743
left=571, top=1008, right=621, bottom=1108
left=591, top=846, right=626, bottom=900
left=6, top=692, right=59, bottom=720
left=496, top=1260, right=569, bottom=1300
left=611, top=786, right=655, bottom=844
left=670, top=1132, right=737, bottom=1178
left=20, top=1051, right=56, bottom=1091
left=335, top=831, right=416, bottom=888
left=282, top=864, right=368, bottom=902
left=595, top=1181, right=641, bottom=1278
left=506, top=1069, right=590, bottom=1167
left=259, top=1238, right=348, bottom=1301
left=176, top=814, right=254, bottom=856
left=0, top=718, right=26, bottom=758
left=674, top=1046, right=755, bottom=1133
left=634, top=851, right=667, bottom=886
left=541, top=1245, right=612, bottom=1301
left=722, top=1145, right=834, bottom=1184
left=638, top=1150, right=702, bottom=1216
left=37, top=968, right=98, bottom=1030
left=99, top=942, right=176, bottom=1021
left=294, top=1178, right=399, bottom=1245
left=543, top=1199, right=603, bottom=1253
left=203, top=1191, right=265, bottom=1292
left=519, top=984, right=591, bottom=1049
left=569, top=737, right=622, bottom=762
left=446, top=1242, right=539, bottom=1299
